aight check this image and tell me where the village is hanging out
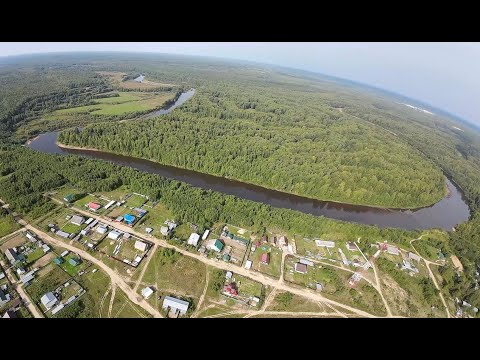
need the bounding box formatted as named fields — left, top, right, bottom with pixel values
left=0, top=184, right=475, bottom=318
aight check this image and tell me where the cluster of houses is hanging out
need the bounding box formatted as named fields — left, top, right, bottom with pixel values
left=3, top=231, right=51, bottom=273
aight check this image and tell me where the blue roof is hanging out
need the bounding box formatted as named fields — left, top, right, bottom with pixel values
left=124, top=214, right=135, bottom=222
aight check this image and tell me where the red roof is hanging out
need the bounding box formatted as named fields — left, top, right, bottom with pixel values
left=89, top=202, right=101, bottom=210
left=260, top=253, right=270, bottom=264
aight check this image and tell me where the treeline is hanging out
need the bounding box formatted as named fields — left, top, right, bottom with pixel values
left=59, top=82, right=446, bottom=209
left=0, top=146, right=418, bottom=245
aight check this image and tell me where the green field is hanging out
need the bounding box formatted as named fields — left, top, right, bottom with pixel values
left=137, top=202, right=173, bottom=231
left=248, top=244, right=282, bottom=279
left=26, top=247, right=45, bottom=264
left=95, top=185, right=130, bottom=201
left=50, top=186, right=85, bottom=203
left=61, top=222, right=83, bottom=235
left=25, top=263, right=71, bottom=305
left=233, top=274, right=263, bottom=298
left=124, top=194, right=147, bottom=208
left=59, top=253, right=89, bottom=276
left=74, top=194, right=108, bottom=211
left=50, top=91, right=175, bottom=117
left=0, top=213, right=20, bottom=238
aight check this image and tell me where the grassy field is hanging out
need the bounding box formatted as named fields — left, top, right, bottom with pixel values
left=26, top=263, right=71, bottom=305
left=59, top=253, right=89, bottom=277
left=266, top=291, right=327, bottom=312
left=49, top=91, right=175, bottom=117
left=0, top=214, right=20, bottom=238
left=36, top=207, right=74, bottom=231
left=26, top=247, right=45, bottom=264
left=284, top=255, right=386, bottom=316
left=248, top=244, right=282, bottom=279
left=74, top=194, right=108, bottom=211
left=173, top=223, right=193, bottom=240
left=136, top=202, right=173, bottom=232
left=50, top=186, right=85, bottom=203
left=125, top=194, right=147, bottom=208
left=95, top=185, right=130, bottom=201
left=141, top=248, right=206, bottom=307
left=233, top=274, right=263, bottom=298
left=61, top=222, right=83, bottom=234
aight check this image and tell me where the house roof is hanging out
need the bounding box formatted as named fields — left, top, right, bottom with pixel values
left=71, top=215, right=84, bottom=224
left=41, top=292, right=56, bottom=306
left=162, top=296, right=190, bottom=312
left=134, top=240, right=148, bottom=252
left=295, top=263, right=308, bottom=273
left=141, top=287, right=154, bottom=298
left=213, top=239, right=224, bottom=251
left=124, top=214, right=135, bottom=222
left=88, top=202, right=101, bottom=210
left=260, top=253, right=269, bottom=263
left=2, top=310, right=17, bottom=318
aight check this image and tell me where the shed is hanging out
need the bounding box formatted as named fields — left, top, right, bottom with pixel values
left=386, top=245, right=400, bottom=256
left=346, top=242, right=357, bottom=251
left=160, top=226, right=170, bottom=236
left=299, top=258, right=314, bottom=267
left=108, top=231, right=121, bottom=240
left=69, top=258, right=81, bottom=266
left=41, top=292, right=58, bottom=310
left=260, top=253, right=270, bottom=265
left=2, top=310, right=17, bottom=318
left=134, top=240, right=148, bottom=252
left=115, top=216, right=124, bottom=222
left=141, top=287, right=154, bottom=299
left=223, top=254, right=231, bottom=262
left=57, top=230, right=70, bottom=238
left=63, top=194, right=75, bottom=203
left=53, top=257, right=64, bottom=265
left=295, top=263, right=308, bottom=274
left=85, top=218, right=94, bottom=225
left=315, top=240, right=335, bottom=248
left=42, top=244, right=51, bottom=253
left=97, top=226, right=108, bottom=234
left=104, top=200, right=116, bottom=210
left=162, top=296, right=190, bottom=315
left=202, top=229, right=210, bottom=240
left=60, top=250, right=69, bottom=257
left=226, top=271, right=233, bottom=280
left=70, top=215, right=85, bottom=226
left=145, top=227, right=153, bottom=234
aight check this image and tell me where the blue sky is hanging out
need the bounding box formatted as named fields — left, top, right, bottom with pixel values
left=1, top=42, right=479, bottom=125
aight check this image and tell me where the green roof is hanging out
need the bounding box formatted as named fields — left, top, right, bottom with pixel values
left=69, top=258, right=80, bottom=266
left=64, top=194, right=75, bottom=202
left=223, top=254, right=231, bottom=261
left=214, top=239, right=224, bottom=251
left=53, top=257, right=64, bottom=265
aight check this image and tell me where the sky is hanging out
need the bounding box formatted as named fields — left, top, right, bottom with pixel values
left=1, top=42, right=479, bottom=125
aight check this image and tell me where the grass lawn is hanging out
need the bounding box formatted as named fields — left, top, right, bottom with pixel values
left=50, top=185, right=85, bottom=203
left=284, top=255, right=387, bottom=316
left=248, top=244, right=282, bottom=279
left=26, top=247, right=45, bottom=264
left=137, top=202, right=173, bottom=231
left=0, top=215, right=20, bottom=238
left=61, top=222, right=84, bottom=235
left=95, top=185, right=130, bottom=202
left=36, top=207, right=74, bottom=231
left=74, top=194, right=108, bottom=210
left=266, top=291, right=326, bottom=312
left=233, top=274, right=263, bottom=298
left=141, top=247, right=206, bottom=303
left=59, top=253, right=89, bottom=277
left=173, top=223, right=192, bottom=240
left=25, top=263, right=71, bottom=305
left=125, top=194, right=147, bottom=208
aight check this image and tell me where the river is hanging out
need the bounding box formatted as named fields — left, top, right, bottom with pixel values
left=25, top=89, right=470, bottom=230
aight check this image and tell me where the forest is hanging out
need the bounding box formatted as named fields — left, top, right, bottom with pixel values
left=1, top=53, right=480, bottom=312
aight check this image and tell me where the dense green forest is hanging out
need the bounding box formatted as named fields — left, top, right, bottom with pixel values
left=1, top=53, right=480, bottom=313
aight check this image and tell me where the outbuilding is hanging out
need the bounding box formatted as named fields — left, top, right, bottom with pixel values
left=162, top=296, right=190, bottom=316
left=108, top=231, right=121, bottom=240
left=141, top=287, right=154, bottom=299
left=70, top=215, right=85, bottom=226
left=134, top=240, right=148, bottom=252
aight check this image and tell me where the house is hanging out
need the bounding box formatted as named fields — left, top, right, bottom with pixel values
left=88, top=202, right=101, bottom=212
left=40, top=292, right=58, bottom=310
left=315, top=240, right=335, bottom=248
left=260, top=253, right=270, bottom=265
left=187, top=233, right=200, bottom=247
left=56, top=230, right=70, bottom=238
left=295, top=263, right=308, bottom=274
left=69, top=258, right=81, bottom=266
left=104, top=200, right=116, bottom=210
left=162, top=296, right=190, bottom=316
left=346, top=242, right=357, bottom=251
left=25, top=231, right=36, bottom=242
left=108, top=231, right=121, bottom=240
left=9, top=298, right=22, bottom=311
left=210, top=239, right=224, bottom=252
left=0, top=288, right=11, bottom=306
left=134, top=240, right=148, bottom=252
left=160, top=226, right=170, bottom=236
left=2, top=310, right=17, bottom=318
left=70, top=215, right=85, bottom=226
left=53, top=257, right=64, bottom=265
left=245, top=260, right=253, bottom=270
left=145, top=227, right=153, bottom=234
left=202, top=229, right=210, bottom=241
left=278, top=236, right=288, bottom=247
left=408, top=252, right=421, bottom=262
left=5, top=248, right=21, bottom=264
left=63, top=194, right=75, bottom=203
left=115, top=216, right=124, bottom=222
left=97, top=226, right=108, bottom=234
left=124, top=214, right=136, bottom=225
left=141, top=287, right=154, bottom=299
left=42, top=244, right=51, bottom=253
left=299, top=258, right=314, bottom=266
left=20, top=273, right=35, bottom=285
left=223, top=283, right=238, bottom=296
left=386, top=244, right=400, bottom=256
left=451, top=255, right=464, bottom=272
left=61, top=250, right=69, bottom=257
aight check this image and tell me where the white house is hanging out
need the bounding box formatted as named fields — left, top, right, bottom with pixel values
left=134, top=240, right=148, bottom=252
left=97, top=226, right=108, bottom=234
left=70, top=215, right=85, bottom=226
left=41, top=292, right=58, bottom=310
left=162, top=296, right=190, bottom=316
left=108, top=231, right=121, bottom=240
left=187, top=233, right=200, bottom=246
left=141, top=287, right=154, bottom=299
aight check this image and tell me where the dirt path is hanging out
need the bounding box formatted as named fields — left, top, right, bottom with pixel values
left=0, top=258, right=44, bottom=318
left=191, top=269, right=210, bottom=318
left=133, top=243, right=157, bottom=293
left=99, top=285, right=111, bottom=318
left=45, top=199, right=380, bottom=317
left=108, top=284, right=117, bottom=318
left=23, top=223, right=163, bottom=318
left=410, top=238, right=451, bottom=318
